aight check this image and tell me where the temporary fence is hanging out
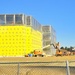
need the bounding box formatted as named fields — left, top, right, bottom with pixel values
left=0, top=61, right=74, bottom=75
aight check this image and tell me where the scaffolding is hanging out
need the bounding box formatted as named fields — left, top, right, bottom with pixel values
left=0, top=14, right=42, bottom=32
left=42, top=26, right=56, bottom=55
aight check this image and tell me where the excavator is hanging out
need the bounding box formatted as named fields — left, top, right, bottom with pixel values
left=50, top=42, right=63, bottom=56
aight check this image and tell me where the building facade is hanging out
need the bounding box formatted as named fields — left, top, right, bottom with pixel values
left=42, top=26, right=56, bottom=56
left=0, top=14, right=42, bottom=56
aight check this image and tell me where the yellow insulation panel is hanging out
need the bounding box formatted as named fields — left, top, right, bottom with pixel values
left=31, top=29, right=42, bottom=52
left=0, top=25, right=42, bottom=56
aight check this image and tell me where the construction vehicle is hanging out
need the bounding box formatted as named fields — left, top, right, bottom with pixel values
left=50, top=42, right=63, bottom=56
left=33, top=42, right=62, bottom=57
left=50, top=42, right=72, bottom=56
left=26, top=42, right=62, bottom=57
left=56, top=50, right=63, bottom=56
left=33, top=50, right=45, bottom=57
left=30, top=42, right=72, bottom=57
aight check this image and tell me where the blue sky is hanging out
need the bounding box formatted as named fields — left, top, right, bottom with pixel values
left=0, top=0, right=75, bottom=47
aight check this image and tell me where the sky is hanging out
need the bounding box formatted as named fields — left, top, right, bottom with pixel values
left=0, top=0, right=75, bottom=47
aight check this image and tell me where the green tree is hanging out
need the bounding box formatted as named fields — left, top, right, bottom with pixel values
left=65, top=46, right=68, bottom=50
left=69, top=46, right=73, bottom=51
left=67, top=48, right=69, bottom=51
left=60, top=46, right=64, bottom=49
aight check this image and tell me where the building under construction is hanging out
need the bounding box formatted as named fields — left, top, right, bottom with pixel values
left=42, top=26, right=56, bottom=56
left=0, top=14, right=42, bottom=56
left=0, top=14, right=56, bottom=56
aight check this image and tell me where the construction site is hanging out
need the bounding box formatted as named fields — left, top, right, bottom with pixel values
left=0, top=14, right=57, bottom=57
left=0, top=14, right=75, bottom=75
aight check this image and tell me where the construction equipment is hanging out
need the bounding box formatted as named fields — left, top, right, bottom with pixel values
left=50, top=42, right=60, bottom=50
left=33, top=42, right=58, bottom=57
left=50, top=42, right=63, bottom=56
left=25, top=42, right=62, bottom=57
left=33, top=50, right=45, bottom=57
left=56, top=50, right=63, bottom=56
left=33, top=42, right=62, bottom=57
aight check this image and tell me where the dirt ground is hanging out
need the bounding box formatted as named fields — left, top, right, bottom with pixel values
left=0, top=55, right=75, bottom=62
left=0, top=56, right=75, bottom=75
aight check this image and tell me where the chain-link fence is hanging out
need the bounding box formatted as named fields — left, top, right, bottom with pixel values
left=0, top=61, right=74, bottom=75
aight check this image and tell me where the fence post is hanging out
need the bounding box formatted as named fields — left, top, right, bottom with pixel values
left=17, top=63, right=20, bottom=75
left=66, top=60, right=70, bottom=75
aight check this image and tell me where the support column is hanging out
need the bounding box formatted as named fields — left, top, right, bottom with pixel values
left=5, top=15, right=6, bottom=24
left=22, top=14, right=24, bottom=25
left=14, top=14, right=15, bottom=24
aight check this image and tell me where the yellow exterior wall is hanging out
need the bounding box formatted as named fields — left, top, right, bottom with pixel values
left=31, top=29, right=42, bottom=52
left=0, top=25, right=42, bottom=56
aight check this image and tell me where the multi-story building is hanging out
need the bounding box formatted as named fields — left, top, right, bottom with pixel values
left=42, top=25, right=56, bottom=56
left=0, top=14, right=56, bottom=56
left=0, top=14, right=42, bottom=56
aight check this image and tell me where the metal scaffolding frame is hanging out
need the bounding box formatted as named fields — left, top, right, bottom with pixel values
left=42, top=26, right=56, bottom=55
